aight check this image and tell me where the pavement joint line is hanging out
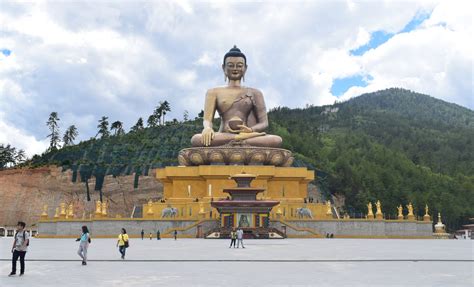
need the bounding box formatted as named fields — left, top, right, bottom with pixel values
left=0, top=259, right=472, bottom=262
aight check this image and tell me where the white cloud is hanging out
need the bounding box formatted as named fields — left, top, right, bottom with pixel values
left=0, top=0, right=472, bottom=157
left=0, top=112, right=48, bottom=158
left=339, top=2, right=473, bottom=106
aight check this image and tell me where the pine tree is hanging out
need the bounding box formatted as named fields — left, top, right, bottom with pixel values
left=111, top=120, right=125, bottom=136
left=161, top=100, right=171, bottom=124
left=63, top=125, right=78, bottom=146
left=96, top=116, right=110, bottom=138
left=183, top=110, right=189, bottom=122
left=46, top=112, right=61, bottom=150
left=147, top=114, right=157, bottom=127
left=130, top=118, right=144, bottom=132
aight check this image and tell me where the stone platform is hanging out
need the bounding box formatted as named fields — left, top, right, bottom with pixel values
left=37, top=218, right=434, bottom=239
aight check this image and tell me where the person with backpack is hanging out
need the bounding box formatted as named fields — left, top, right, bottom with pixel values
left=9, top=221, right=29, bottom=277
left=76, top=226, right=90, bottom=265
left=229, top=228, right=237, bottom=248
left=116, top=228, right=129, bottom=260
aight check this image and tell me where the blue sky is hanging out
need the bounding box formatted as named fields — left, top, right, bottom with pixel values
left=0, top=1, right=472, bottom=157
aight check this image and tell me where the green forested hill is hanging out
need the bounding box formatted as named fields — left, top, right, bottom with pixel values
left=25, top=88, right=474, bottom=230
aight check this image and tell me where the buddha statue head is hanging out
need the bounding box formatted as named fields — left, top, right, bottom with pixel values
left=223, top=45, right=247, bottom=82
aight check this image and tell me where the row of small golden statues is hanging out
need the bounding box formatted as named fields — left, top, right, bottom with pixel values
left=40, top=200, right=109, bottom=220
left=366, top=201, right=431, bottom=221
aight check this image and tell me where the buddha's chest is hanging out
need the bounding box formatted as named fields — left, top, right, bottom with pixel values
left=216, top=91, right=254, bottom=114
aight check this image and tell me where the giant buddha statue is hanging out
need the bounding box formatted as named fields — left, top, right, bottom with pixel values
left=191, top=46, right=282, bottom=148
left=179, top=46, right=293, bottom=167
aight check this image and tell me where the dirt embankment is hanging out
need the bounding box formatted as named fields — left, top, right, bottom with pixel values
left=0, top=166, right=162, bottom=227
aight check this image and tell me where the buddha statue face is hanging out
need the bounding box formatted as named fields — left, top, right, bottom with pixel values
left=223, top=56, right=247, bottom=81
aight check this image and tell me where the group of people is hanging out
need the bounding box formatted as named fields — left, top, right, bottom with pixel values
left=8, top=223, right=247, bottom=277
left=140, top=229, right=164, bottom=240
left=229, top=228, right=245, bottom=248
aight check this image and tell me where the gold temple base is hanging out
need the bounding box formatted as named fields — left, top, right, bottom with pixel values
left=142, top=165, right=335, bottom=222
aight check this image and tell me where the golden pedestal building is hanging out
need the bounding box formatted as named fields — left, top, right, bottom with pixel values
left=143, top=165, right=331, bottom=224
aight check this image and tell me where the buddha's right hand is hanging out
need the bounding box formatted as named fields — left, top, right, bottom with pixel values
left=202, top=127, right=215, bottom=146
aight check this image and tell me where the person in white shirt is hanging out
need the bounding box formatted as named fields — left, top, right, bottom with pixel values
left=9, top=221, right=30, bottom=276
left=236, top=228, right=245, bottom=248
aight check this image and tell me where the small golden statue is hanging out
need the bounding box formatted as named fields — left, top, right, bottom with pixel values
left=397, top=205, right=404, bottom=219
left=147, top=199, right=154, bottom=215
left=423, top=204, right=431, bottom=222
left=59, top=202, right=67, bottom=218
left=367, top=202, right=374, bottom=219
left=67, top=203, right=74, bottom=218
left=199, top=202, right=205, bottom=214
left=41, top=204, right=48, bottom=219
left=54, top=207, right=59, bottom=219
left=326, top=200, right=332, bottom=217
left=375, top=200, right=383, bottom=220
left=95, top=200, right=102, bottom=217
left=101, top=201, right=108, bottom=217
left=406, top=202, right=415, bottom=220
left=276, top=205, right=283, bottom=217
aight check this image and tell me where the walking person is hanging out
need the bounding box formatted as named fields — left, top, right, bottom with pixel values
left=9, top=221, right=29, bottom=277
left=236, top=227, right=245, bottom=248
left=116, top=228, right=129, bottom=260
left=141, top=229, right=144, bottom=240
left=174, top=230, right=178, bottom=240
left=149, top=232, right=152, bottom=240
left=229, top=228, right=237, bottom=248
left=156, top=230, right=161, bottom=240
left=76, top=225, right=90, bottom=265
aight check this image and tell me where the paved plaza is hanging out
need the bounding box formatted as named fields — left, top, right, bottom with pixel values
left=0, top=238, right=472, bottom=286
